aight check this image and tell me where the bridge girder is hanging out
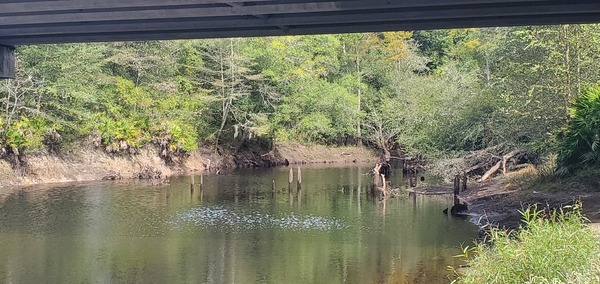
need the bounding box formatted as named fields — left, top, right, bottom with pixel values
left=0, top=0, right=599, bottom=46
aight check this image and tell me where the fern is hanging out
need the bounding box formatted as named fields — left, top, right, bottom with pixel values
left=556, top=86, right=600, bottom=175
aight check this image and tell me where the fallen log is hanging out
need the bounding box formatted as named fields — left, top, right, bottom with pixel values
left=459, top=148, right=523, bottom=181
left=480, top=160, right=502, bottom=182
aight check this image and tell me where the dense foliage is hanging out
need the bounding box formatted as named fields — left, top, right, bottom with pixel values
left=2, top=25, right=600, bottom=172
left=556, top=86, right=600, bottom=175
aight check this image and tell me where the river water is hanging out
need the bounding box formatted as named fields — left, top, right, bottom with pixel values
left=0, top=164, right=478, bottom=284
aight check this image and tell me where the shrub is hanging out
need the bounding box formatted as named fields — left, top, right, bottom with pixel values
left=96, top=115, right=149, bottom=153
left=152, top=121, right=198, bottom=153
left=2, top=116, right=52, bottom=151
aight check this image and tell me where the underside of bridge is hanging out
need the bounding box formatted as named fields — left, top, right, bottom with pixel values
left=0, top=0, right=600, bottom=77
left=1, top=0, right=600, bottom=46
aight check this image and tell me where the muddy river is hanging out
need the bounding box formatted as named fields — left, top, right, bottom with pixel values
left=0, top=164, right=478, bottom=283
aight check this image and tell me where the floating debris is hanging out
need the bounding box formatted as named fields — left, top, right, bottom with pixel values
left=172, top=206, right=347, bottom=231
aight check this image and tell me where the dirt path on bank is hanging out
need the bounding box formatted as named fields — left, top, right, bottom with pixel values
left=464, top=178, right=600, bottom=229
left=408, top=172, right=600, bottom=230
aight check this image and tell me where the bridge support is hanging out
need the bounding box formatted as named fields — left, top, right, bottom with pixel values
left=0, top=45, right=15, bottom=79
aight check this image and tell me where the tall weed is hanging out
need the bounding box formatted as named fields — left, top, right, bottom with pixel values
left=454, top=204, right=600, bottom=284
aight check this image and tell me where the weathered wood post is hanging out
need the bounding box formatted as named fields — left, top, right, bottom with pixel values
left=461, top=174, right=467, bottom=192
left=453, top=175, right=460, bottom=196
left=199, top=174, right=204, bottom=191
left=381, top=174, right=387, bottom=199
left=372, top=164, right=382, bottom=198
left=288, top=168, right=293, bottom=194
left=199, top=187, right=204, bottom=203
left=410, top=175, right=417, bottom=187
left=297, top=167, right=302, bottom=192
left=190, top=175, right=195, bottom=192
left=297, top=170, right=302, bottom=208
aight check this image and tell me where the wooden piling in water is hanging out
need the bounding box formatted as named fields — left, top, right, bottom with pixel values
left=461, top=174, right=467, bottom=192
left=288, top=168, right=293, bottom=194
left=453, top=175, right=460, bottom=195
left=297, top=167, right=302, bottom=192
left=190, top=175, right=195, bottom=192
left=409, top=175, right=417, bottom=187
left=199, top=174, right=204, bottom=191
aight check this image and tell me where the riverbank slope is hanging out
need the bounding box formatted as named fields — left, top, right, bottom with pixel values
left=0, top=142, right=378, bottom=188
left=408, top=167, right=600, bottom=229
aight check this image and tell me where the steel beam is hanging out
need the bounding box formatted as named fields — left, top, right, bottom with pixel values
left=0, top=0, right=599, bottom=45
left=3, top=13, right=600, bottom=46
left=0, top=3, right=598, bottom=38
left=0, top=1, right=567, bottom=26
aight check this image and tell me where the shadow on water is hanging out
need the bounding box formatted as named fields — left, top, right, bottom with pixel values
left=0, top=164, right=478, bottom=284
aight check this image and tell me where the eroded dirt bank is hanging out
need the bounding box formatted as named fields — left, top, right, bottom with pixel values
left=0, top=144, right=207, bottom=188
left=0, top=142, right=378, bottom=188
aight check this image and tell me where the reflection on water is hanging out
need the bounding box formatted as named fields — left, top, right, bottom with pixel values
left=0, top=164, right=478, bottom=283
left=173, top=206, right=348, bottom=231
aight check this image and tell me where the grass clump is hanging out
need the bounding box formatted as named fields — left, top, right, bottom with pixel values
left=453, top=204, right=600, bottom=284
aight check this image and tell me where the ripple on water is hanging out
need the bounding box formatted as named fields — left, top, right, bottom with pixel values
left=171, top=206, right=347, bottom=232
